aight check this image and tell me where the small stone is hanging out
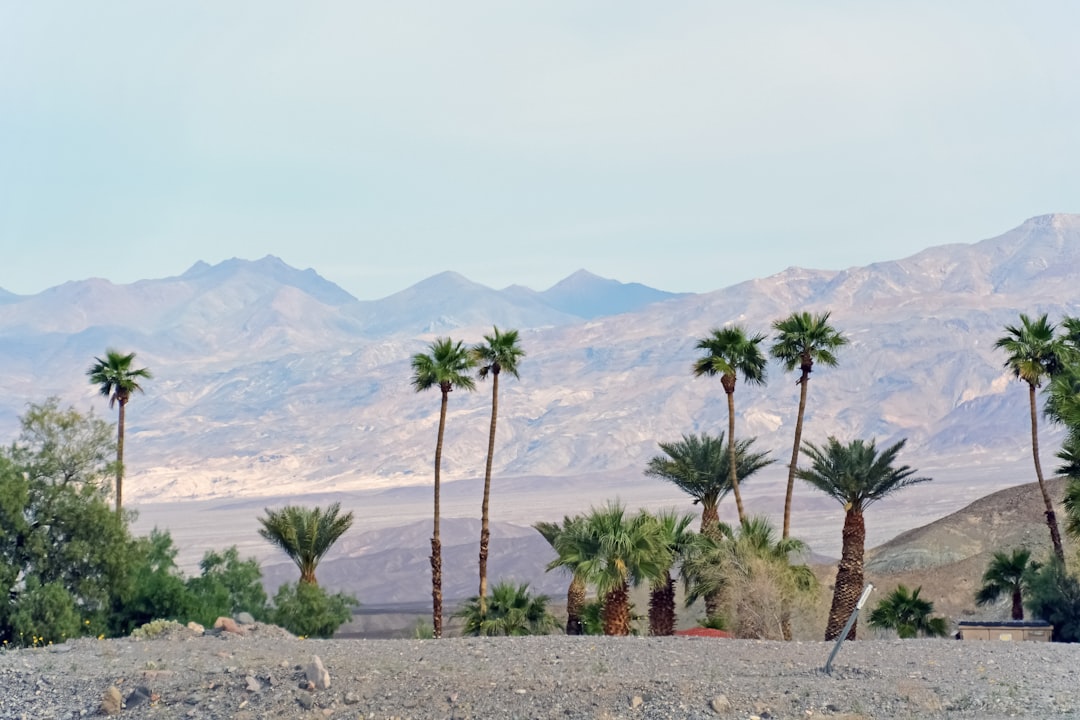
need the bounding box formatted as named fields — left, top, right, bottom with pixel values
left=214, top=617, right=245, bottom=634
left=514, top=688, right=527, bottom=695
left=125, top=686, right=153, bottom=709
left=305, top=655, right=331, bottom=690
left=296, top=692, right=315, bottom=710
left=236, top=612, right=256, bottom=625
left=100, top=686, right=122, bottom=716
left=187, top=621, right=205, bottom=634
left=631, top=695, right=644, bottom=708
left=245, top=675, right=261, bottom=692
left=344, top=692, right=361, bottom=705
left=710, top=695, right=732, bottom=713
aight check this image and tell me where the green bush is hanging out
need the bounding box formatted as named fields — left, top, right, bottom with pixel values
left=9, top=578, right=81, bottom=647
left=270, top=582, right=357, bottom=638
left=186, top=547, right=269, bottom=626
left=1025, top=559, right=1080, bottom=642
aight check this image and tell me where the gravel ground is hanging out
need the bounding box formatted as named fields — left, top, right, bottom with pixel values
left=1, top=624, right=1077, bottom=719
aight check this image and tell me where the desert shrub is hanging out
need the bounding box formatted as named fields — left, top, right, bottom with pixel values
left=8, top=578, right=81, bottom=647
left=270, top=582, right=357, bottom=638
left=1024, top=559, right=1080, bottom=642
left=131, top=619, right=185, bottom=640
left=109, top=529, right=196, bottom=636
left=186, top=546, right=268, bottom=626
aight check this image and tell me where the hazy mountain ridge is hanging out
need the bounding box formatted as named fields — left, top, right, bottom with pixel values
left=1, top=214, right=1079, bottom=509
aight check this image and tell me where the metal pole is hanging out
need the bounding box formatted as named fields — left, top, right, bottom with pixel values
left=824, top=583, right=873, bottom=675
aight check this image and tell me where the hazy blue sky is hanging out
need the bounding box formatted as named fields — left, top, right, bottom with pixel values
left=3, top=2, right=1077, bottom=299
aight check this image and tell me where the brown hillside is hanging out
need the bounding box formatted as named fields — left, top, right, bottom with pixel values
left=860, top=477, right=1072, bottom=625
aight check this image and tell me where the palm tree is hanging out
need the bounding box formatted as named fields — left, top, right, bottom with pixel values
left=455, top=581, right=558, bottom=636
left=770, top=311, right=847, bottom=539
left=411, top=337, right=477, bottom=638
left=551, top=503, right=669, bottom=636
left=647, top=510, right=697, bottom=636
left=797, top=437, right=930, bottom=640
left=693, top=326, right=768, bottom=522
left=535, top=516, right=589, bottom=635
left=644, top=433, right=773, bottom=538
left=975, top=548, right=1036, bottom=620
left=995, top=313, right=1068, bottom=564
left=868, top=585, right=949, bottom=638
left=471, top=326, right=525, bottom=618
left=257, top=503, right=354, bottom=585
left=87, top=349, right=153, bottom=514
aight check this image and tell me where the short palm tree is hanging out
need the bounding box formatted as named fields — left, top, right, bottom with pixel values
left=471, top=326, right=525, bottom=618
left=797, top=437, right=930, bottom=640
left=87, top=349, right=153, bottom=514
left=770, top=311, right=847, bottom=539
left=257, top=503, right=354, bottom=585
left=869, top=585, right=948, bottom=638
left=647, top=509, right=697, bottom=636
left=455, top=581, right=558, bottom=636
left=551, top=503, right=670, bottom=636
left=975, top=548, right=1036, bottom=620
left=644, top=433, right=773, bottom=538
left=536, top=516, right=589, bottom=635
left=693, top=326, right=768, bottom=522
left=411, top=337, right=477, bottom=638
left=995, top=313, right=1067, bottom=564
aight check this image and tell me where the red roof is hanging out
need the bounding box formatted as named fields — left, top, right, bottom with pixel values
left=673, top=627, right=732, bottom=638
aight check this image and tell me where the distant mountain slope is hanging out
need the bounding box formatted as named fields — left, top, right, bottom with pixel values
left=0, top=215, right=1078, bottom=528
left=536, top=269, right=686, bottom=319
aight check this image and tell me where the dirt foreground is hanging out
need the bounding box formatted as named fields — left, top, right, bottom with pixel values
left=1, top=624, right=1077, bottom=719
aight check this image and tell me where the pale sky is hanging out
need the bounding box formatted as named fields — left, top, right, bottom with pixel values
left=3, top=2, right=1078, bottom=300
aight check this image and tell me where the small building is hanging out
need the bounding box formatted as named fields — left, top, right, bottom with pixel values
left=957, top=620, right=1053, bottom=642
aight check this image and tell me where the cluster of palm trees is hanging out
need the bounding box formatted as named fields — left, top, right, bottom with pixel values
left=83, top=306, right=1080, bottom=641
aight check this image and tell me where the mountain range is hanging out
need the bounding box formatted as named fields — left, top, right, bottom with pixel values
left=3, top=214, right=1080, bottom=572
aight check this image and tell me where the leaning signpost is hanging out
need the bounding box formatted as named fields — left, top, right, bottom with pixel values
left=824, top=584, right=874, bottom=675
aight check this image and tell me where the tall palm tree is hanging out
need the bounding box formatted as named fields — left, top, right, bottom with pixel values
left=995, top=313, right=1068, bottom=564
left=797, top=437, right=930, bottom=640
left=647, top=510, right=697, bottom=636
left=975, top=548, right=1036, bottom=620
left=455, top=581, right=558, bottom=636
left=551, top=503, right=669, bottom=636
left=471, top=326, right=525, bottom=618
left=411, top=337, right=477, bottom=638
left=87, top=349, right=153, bottom=515
left=693, top=326, right=768, bottom=522
left=257, top=503, right=354, bottom=585
left=644, top=433, right=773, bottom=538
left=868, top=585, right=948, bottom=638
left=770, top=311, right=847, bottom=539
left=535, top=516, right=588, bottom=635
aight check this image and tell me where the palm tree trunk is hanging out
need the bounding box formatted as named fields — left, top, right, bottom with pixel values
left=602, top=582, right=631, bottom=636
left=1011, top=588, right=1024, bottom=621
left=700, top=504, right=724, bottom=621
left=1029, top=382, right=1066, bottom=565
left=825, top=507, right=865, bottom=641
left=782, top=368, right=810, bottom=539
left=115, top=399, right=126, bottom=516
left=725, top=388, right=746, bottom=522
left=478, top=370, right=500, bottom=617
left=431, top=389, right=449, bottom=639
left=566, top=576, right=586, bottom=635
left=648, top=571, right=677, bottom=636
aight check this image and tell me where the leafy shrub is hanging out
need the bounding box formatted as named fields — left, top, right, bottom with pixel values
left=270, top=582, right=357, bottom=638
left=1024, top=559, right=1080, bottom=642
